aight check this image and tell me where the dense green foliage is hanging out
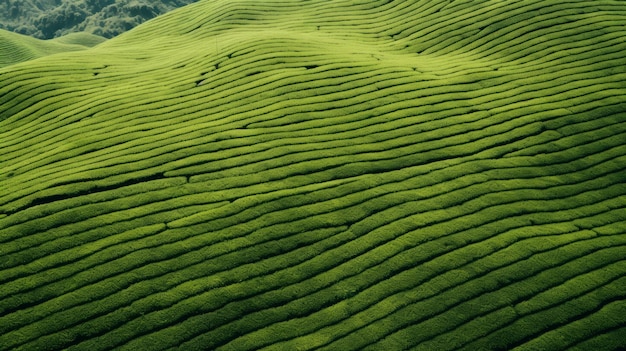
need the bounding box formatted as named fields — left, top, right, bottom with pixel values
left=1, top=0, right=626, bottom=350
left=0, top=0, right=197, bottom=39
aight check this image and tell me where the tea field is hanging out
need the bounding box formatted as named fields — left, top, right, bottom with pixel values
left=1, top=0, right=625, bottom=350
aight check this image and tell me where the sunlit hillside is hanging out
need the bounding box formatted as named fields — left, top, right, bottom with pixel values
left=1, top=0, right=625, bottom=350
left=0, top=29, right=105, bottom=68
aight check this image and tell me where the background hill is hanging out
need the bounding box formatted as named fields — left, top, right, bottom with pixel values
left=0, top=29, right=106, bottom=68
left=1, top=0, right=626, bottom=350
left=0, top=0, right=197, bottom=39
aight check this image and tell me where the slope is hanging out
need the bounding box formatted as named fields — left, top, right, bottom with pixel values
left=0, top=29, right=106, bottom=68
left=1, top=0, right=626, bottom=350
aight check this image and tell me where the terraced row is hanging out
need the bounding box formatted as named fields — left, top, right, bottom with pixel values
left=1, top=0, right=625, bottom=350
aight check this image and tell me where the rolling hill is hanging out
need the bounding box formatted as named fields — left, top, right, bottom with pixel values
left=0, top=29, right=106, bottom=68
left=1, top=0, right=626, bottom=350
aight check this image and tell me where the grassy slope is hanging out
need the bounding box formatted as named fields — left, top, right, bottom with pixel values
left=1, top=0, right=626, bottom=349
left=49, top=32, right=109, bottom=47
left=0, top=29, right=106, bottom=68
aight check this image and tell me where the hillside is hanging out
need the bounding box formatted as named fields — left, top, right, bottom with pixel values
left=1, top=0, right=626, bottom=350
left=0, top=0, right=197, bottom=39
left=0, top=29, right=106, bottom=68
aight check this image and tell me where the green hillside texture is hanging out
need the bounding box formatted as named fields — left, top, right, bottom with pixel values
left=0, top=29, right=106, bottom=68
left=1, top=0, right=626, bottom=350
left=0, top=0, right=197, bottom=39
